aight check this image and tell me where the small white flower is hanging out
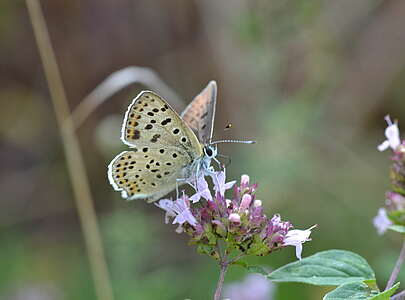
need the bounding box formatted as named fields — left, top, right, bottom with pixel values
left=373, top=208, right=392, bottom=235
left=254, top=200, right=262, bottom=207
left=378, top=115, right=401, bottom=151
left=226, top=199, right=232, bottom=208
left=284, top=225, right=316, bottom=260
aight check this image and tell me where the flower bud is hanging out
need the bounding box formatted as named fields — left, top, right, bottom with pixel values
left=229, top=213, right=241, bottom=223
left=240, top=194, right=252, bottom=211
left=241, top=174, right=250, bottom=186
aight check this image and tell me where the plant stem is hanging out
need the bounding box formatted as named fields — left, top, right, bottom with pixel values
left=392, top=289, right=405, bottom=300
left=26, top=1, right=114, bottom=300
left=386, top=239, right=405, bottom=291
left=214, top=261, right=229, bottom=300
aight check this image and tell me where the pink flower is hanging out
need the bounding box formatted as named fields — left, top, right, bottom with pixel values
left=156, top=195, right=198, bottom=229
left=378, top=115, right=401, bottom=151
left=189, top=175, right=212, bottom=203
left=211, top=170, right=236, bottom=197
left=155, top=199, right=176, bottom=224
left=284, top=225, right=316, bottom=260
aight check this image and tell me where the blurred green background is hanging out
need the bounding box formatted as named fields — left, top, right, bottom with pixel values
left=2, top=0, right=405, bottom=299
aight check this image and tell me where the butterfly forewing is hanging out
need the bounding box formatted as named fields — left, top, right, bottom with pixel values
left=181, top=81, right=217, bottom=144
left=108, top=91, right=203, bottom=201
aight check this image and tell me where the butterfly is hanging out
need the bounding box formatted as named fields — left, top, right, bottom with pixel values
left=107, top=81, right=219, bottom=202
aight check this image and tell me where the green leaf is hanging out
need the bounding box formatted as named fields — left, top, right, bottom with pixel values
left=388, top=225, right=405, bottom=234
left=370, top=282, right=400, bottom=300
left=323, top=282, right=379, bottom=300
left=323, top=281, right=400, bottom=300
left=267, top=250, right=375, bottom=286
left=247, top=265, right=268, bottom=275
left=232, top=261, right=268, bottom=275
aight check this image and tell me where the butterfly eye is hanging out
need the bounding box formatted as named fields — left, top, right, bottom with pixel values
left=205, top=147, right=213, bottom=157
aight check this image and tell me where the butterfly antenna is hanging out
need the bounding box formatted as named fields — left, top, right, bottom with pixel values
left=210, top=139, right=256, bottom=145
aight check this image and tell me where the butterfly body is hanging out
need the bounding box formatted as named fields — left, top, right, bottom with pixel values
left=108, top=81, right=218, bottom=202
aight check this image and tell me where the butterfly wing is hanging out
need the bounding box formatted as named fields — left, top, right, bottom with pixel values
left=181, top=81, right=217, bottom=145
left=108, top=91, right=203, bottom=201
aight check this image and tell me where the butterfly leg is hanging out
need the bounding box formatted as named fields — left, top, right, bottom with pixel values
left=175, top=178, right=187, bottom=199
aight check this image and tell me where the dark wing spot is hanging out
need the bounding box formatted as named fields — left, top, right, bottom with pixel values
left=161, top=118, right=172, bottom=126
left=151, top=134, right=161, bottom=143
left=173, top=128, right=180, bottom=134
left=181, top=137, right=187, bottom=143
left=147, top=112, right=154, bottom=116
left=156, top=174, right=162, bottom=179
left=152, top=108, right=159, bottom=113
left=133, top=130, right=140, bottom=139
left=145, top=124, right=153, bottom=130
left=172, top=153, right=178, bottom=158
left=143, top=148, right=148, bottom=152
left=201, top=124, right=207, bottom=130
left=151, top=120, right=156, bottom=123
left=159, top=149, right=164, bottom=154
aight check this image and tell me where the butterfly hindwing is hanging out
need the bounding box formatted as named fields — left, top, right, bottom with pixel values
left=107, top=91, right=204, bottom=201
left=108, top=150, right=189, bottom=202
left=181, top=81, right=217, bottom=145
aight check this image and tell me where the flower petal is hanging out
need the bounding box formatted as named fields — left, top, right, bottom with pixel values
left=377, top=140, right=390, bottom=152
left=373, top=208, right=392, bottom=235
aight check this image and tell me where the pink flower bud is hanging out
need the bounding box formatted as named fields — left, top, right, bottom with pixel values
left=239, top=194, right=252, bottom=211
left=241, top=174, right=250, bottom=186
left=229, top=213, right=241, bottom=223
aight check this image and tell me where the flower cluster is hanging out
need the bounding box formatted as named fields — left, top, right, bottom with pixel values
left=156, top=171, right=314, bottom=260
left=374, top=115, right=405, bottom=234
